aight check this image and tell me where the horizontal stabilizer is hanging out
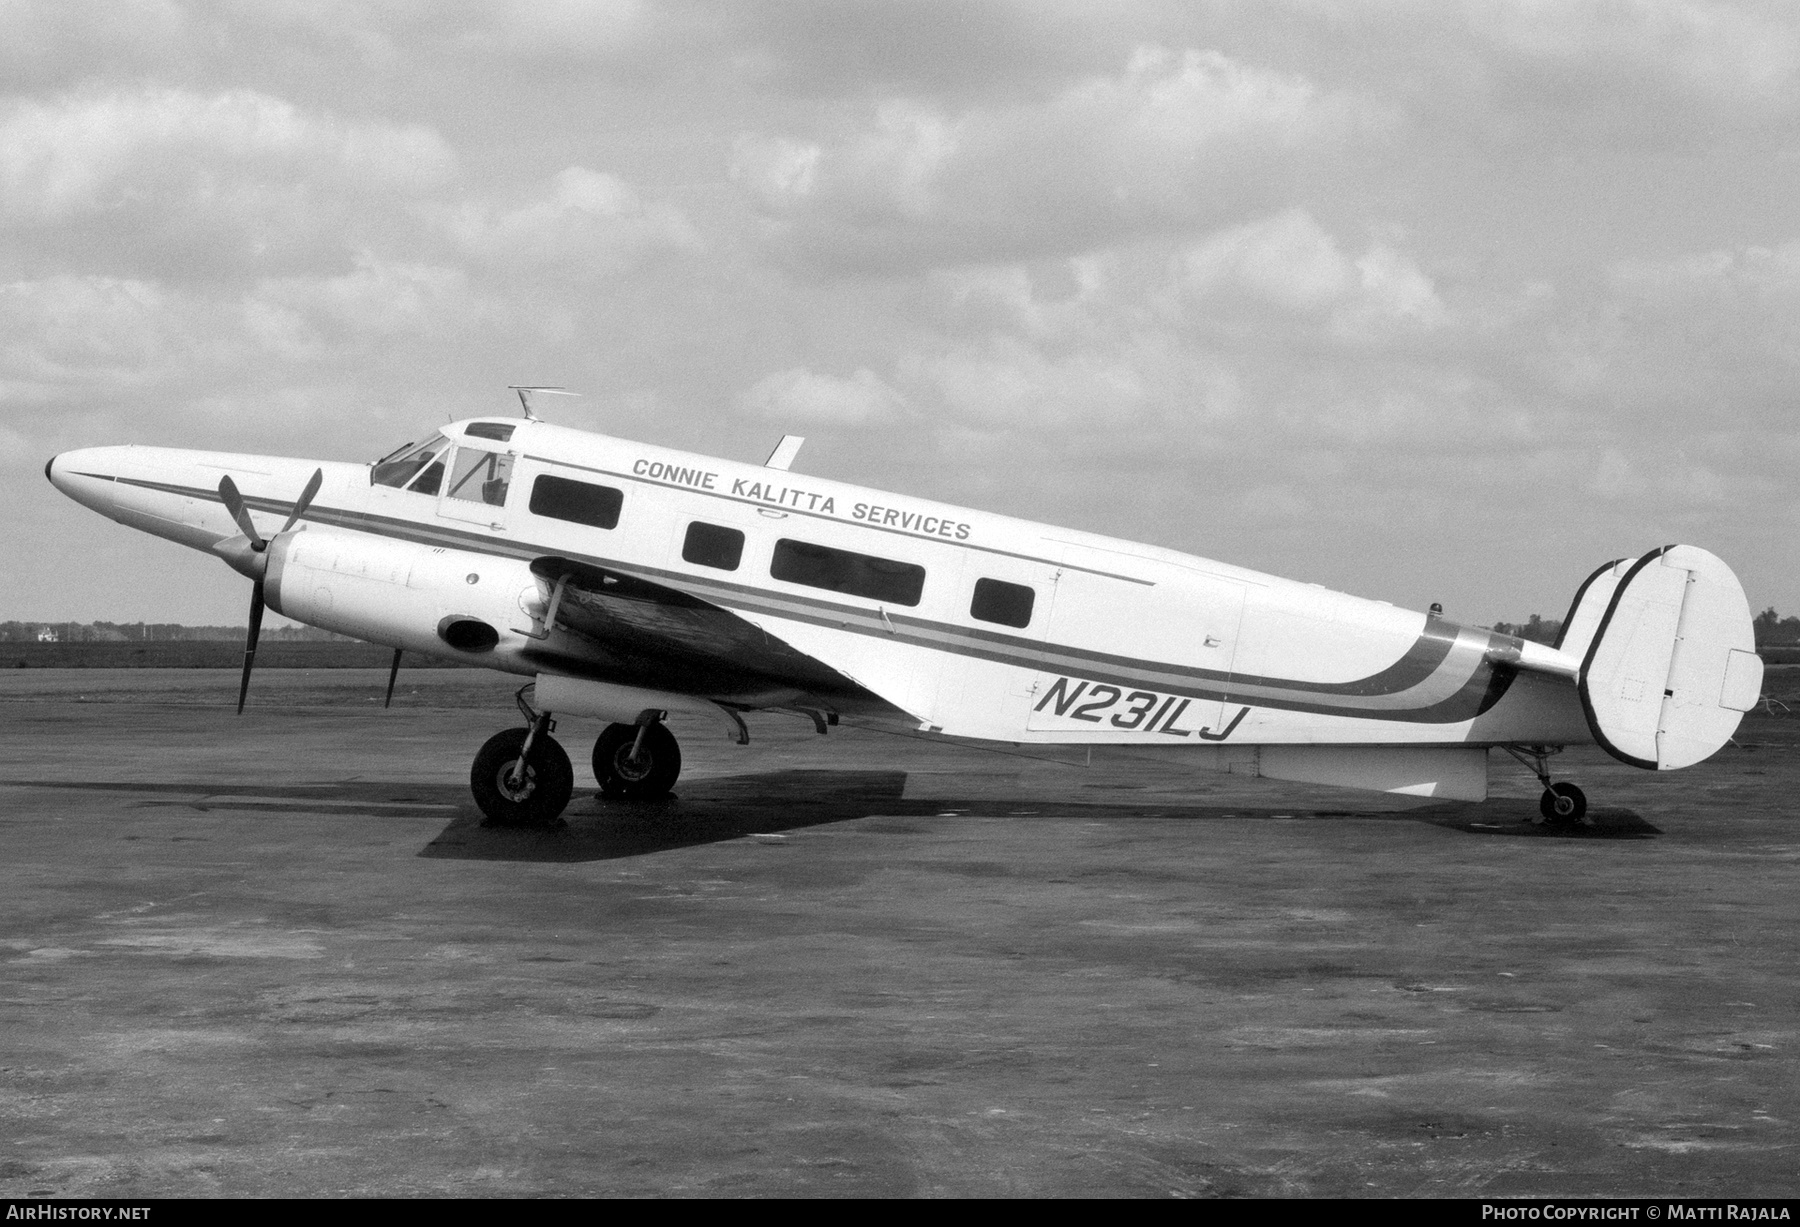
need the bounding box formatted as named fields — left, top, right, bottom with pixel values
left=1578, top=545, right=1760, bottom=770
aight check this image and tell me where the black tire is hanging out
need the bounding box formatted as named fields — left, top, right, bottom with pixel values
left=471, top=727, right=573, bottom=827
left=1538, top=782, right=1587, bottom=825
left=593, top=722, right=681, bottom=798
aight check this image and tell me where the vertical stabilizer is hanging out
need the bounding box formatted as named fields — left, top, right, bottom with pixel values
left=1577, top=545, right=1761, bottom=770
left=1554, top=557, right=1630, bottom=659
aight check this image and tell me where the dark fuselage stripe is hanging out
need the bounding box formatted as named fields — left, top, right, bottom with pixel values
left=114, top=474, right=1511, bottom=724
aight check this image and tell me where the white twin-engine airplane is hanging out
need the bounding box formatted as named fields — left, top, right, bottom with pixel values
left=46, top=396, right=1763, bottom=830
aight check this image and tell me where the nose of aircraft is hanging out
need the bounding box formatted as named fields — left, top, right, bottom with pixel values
left=45, top=447, right=124, bottom=516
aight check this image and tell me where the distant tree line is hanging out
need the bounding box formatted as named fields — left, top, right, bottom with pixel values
left=1491, top=615, right=1563, bottom=645
left=1489, top=608, right=1800, bottom=648
left=0, top=622, right=353, bottom=644
left=1753, top=608, right=1800, bottom=646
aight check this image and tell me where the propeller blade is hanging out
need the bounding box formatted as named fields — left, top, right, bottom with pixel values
left=217, top=475, right=263, bottom=547
left=237, top=581, right=265, bottom=715
left=384, top=648, right=402, bottom=709
left=278, top=468, right=323, bottom=536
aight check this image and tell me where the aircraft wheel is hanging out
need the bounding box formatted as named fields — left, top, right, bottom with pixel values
left=471, top=727, right=573, bottom=827
left=594, top=722, right=681, bottom=798
left=1538, top=782, right=1587, bottom=826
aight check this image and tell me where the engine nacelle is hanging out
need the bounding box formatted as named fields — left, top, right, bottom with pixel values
left=264, top=525, right=540, bottom=673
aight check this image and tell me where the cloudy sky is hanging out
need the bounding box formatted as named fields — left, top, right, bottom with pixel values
left=7, top=0, right=1797, bottom=627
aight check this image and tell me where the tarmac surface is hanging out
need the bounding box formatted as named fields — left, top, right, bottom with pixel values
left=1, top=667, right=1797, bottom=1198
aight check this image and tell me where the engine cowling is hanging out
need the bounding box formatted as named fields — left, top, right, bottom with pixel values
left=264, top=525, right=538, bottom=671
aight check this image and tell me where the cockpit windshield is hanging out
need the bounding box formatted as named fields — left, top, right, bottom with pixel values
left=371, top=437, right=452, bottom=492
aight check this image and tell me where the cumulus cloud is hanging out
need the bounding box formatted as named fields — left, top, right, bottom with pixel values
left=740, top=366, right=905, bottom=425
left=1174, top=209, right=1450, bottom=337
left=0, top=0, right=188, bottom=91
left=439, top=166, right=701, bottom=277
left=0, top=258, right=491, bottom=410
left=1176, top=208, right=1353, bottom=313
left=244, top=257, right=489, bottom=361
left=886, top=212, right=1463, bottom=465
left=5, top=0, right=1798, bottom=625
left=0, top=87, right=455, bottom=223
left=471, top=0, right=647, bottom=52
left=1205, top=0, right=1800, bottom=155
left=1589, top=240, right=1800, bottom=422
left=904, top=339, right=1153, bottom=432
left=1466, top=0, right=1800, bottom=119
left=0, top=78, right=707, bottom=474
left=0, top=87, right=458, bottom=284
left=0, top=275, right=189, bottom=395
left=733, top=46, right=1380, bottom=269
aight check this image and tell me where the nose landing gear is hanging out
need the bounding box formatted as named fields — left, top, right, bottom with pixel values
left=1503, top=745, right=1590, bottom=827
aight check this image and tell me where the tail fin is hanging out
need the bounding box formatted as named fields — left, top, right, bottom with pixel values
left=1575, top=545, right=1762, bottom=770
left=1554, top=557, right=1631, bottom=660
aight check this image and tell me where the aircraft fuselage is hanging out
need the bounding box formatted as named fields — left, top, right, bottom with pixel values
left=49, top=416, right=1608, bottom=804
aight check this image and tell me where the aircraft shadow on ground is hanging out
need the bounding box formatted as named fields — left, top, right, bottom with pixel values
left=1405, top=801, right=1660, bottom=841
left=0, top=774, right=1660, bottom=864
left=414, top=769, right=1663, bottom=864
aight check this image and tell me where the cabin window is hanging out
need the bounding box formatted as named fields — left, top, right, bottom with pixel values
left=770, top=539, right=925, bottom=606
left=445, top=448, right=514, bottom=506
left=970, top=578, right=1035, bottom=628
left=529, top=474, right=622, bottom=529
left=464, top=422, right=516, bottom=442
left=683, top=522, right=744, bottom=571
left=371, top=437, right=451, bottom=490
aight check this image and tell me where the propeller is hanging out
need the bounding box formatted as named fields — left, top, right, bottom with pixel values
left=214, top=468, right=323, bottom=714
left=385, top=648, right=403, bottom=709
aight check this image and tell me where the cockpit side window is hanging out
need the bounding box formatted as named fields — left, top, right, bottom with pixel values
left=372, top=438, right=452, bottom=490
left=445, top=447, right=514, bottom=506
left=408, top=453, right=446, bottom=495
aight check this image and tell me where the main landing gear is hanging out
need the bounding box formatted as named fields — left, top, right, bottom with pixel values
left=593, top=719, right=681, bottom=799
left=1502, top=745, right=1589, bottom=827
left=471, top=687, right=573, bottom=827
left=469, top=687, right=685, bottom=826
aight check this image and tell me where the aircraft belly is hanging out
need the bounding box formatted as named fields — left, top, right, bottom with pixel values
left=1089, top=742, right=1491, bottom=801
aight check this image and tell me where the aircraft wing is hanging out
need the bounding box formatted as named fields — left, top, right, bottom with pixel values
left=519, top=555, right=883, bottom=711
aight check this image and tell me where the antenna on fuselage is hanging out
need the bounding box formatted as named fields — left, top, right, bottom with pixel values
left=508, top=386, right=578, bottom=421
left=765, top=435, right=806, bottom=471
